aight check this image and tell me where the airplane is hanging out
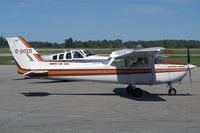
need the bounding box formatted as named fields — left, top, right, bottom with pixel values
left=6, top=36, right=197, bottom=97
left=41, top=49, right=108, bottom=63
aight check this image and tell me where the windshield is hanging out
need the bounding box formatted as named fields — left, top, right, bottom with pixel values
left=102, top=57, right=112, bottom=64
left=154, top=55, right=162, bottom=64
left=83, top=50, right=96, bottom=57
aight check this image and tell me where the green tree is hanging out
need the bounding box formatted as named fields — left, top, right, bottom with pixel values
left=113, top=39, right=122, bottom=48
left=64, top=37, right=73, bottom=48
left=0, top=36, right=8, bottom=47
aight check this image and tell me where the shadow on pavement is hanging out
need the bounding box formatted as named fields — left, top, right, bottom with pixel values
left=113, top=88, right=191, bottom=102
left=20, top=88, right=192, bottom=102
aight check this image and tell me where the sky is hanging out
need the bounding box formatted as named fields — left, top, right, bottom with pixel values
left=0, top=0, right=200, bottom=43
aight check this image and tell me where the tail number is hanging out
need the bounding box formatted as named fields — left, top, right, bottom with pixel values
left=15, top=49, right=32, bottom=54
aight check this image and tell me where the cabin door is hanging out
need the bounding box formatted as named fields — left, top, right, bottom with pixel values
left=127, top=57, right=154, bottom=84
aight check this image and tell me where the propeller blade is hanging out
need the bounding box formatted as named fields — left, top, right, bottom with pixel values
left=188, top=64, right=196, bottom=88
left=187, top=46, right=192, bottom=88
left=187, top=46, right=190, bottom=64
left=189, top=69, right=192, bottom=88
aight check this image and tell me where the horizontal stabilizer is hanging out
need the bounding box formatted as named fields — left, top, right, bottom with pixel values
left=22, top=71, right=48, bottom=77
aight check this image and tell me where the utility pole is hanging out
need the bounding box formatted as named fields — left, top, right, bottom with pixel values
left=110, top=42, right=112, bottom=53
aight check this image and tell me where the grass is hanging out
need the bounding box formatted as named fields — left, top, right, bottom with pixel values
left=0, top=47, right=199, bottom=66
left=38, top=48, right=120, bottom=55
left=0, top=56, right=14, bottom=65
left=0, top=55, right=199, bottom=67
left=171, top=49, right=200, bottom=55
left=0, top=48, right=11, bottom=53
left=38, top=50, right=65, bottom=54
left=1, top=47, right=200, bottom=55
left=162, top=56, right=200, bottom=67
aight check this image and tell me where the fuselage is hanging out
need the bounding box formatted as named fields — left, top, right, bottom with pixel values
left=7, top=36, right=192, bottom=86
left=17, top=59, right=188, bottom=85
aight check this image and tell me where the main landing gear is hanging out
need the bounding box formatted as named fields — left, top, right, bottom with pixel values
left=126, top=83, right=143, bottom=97
left=126, top=82, right=177, bottom=97
left=167, top=83, right=176, bottom=96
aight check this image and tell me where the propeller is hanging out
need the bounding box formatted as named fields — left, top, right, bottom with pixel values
left=187, top=46, right=192, bottom=88
left=186, top=46, right=196, bottom=88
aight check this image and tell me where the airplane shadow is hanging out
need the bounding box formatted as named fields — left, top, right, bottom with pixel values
left=20, top=92, right=116, bottom=97
left=113, top=88, right=191, bottom=101
left=20, top=87, right=192, bottom=102
left=113, top=88, right=166, bottom=101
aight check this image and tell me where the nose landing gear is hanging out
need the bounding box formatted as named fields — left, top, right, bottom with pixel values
left=167, top=83, right=176, bottom=95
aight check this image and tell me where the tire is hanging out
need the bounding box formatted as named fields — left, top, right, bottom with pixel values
left=168, top=88, right=176, bottom=95
left=126, top=85, right=132, bottom=94
left=132, top=88, right=143, bottom=97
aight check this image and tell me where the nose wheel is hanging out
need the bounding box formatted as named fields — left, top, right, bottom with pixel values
left=168, top=88, right=176, bottom=95
left=167, top=83, right=176, bottom=95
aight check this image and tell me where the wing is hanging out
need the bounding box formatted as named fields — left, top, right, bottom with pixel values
left=110, top=47, right=165, bottom=59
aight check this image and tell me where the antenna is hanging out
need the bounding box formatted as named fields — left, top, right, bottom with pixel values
left=119, top=43, right=127, bottom=49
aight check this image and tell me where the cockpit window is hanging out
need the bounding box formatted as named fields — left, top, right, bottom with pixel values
left=111, top=59, right=127, bottom=67
left=111, top=57, right=150, bottom=67
left=74, top=51, right=83, bottom=58
left=84, top=50, right=96, bottom=57
left=130, top=57, right=149, bottom=66
left=103, top=57, right=112, bottom=64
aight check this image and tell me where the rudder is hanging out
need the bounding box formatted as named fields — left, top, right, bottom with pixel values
left=6, top=36, right=41, bottom=70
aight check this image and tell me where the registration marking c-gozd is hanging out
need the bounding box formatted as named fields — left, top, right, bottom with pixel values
left=15, top=49, right=32, bottom=54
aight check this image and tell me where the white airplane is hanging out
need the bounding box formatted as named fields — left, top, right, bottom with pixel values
left=41, top=49, right=108, bottom=63
left=7, top=36, right=196, bottom=97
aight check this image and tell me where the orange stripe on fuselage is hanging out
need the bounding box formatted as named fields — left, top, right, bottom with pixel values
left=155, top=68, right=187, bottom=73
left=47, top=69, right=152, bottom=76
left=159, top=61, right=187, bottom=65
left=16, top=67, right=187, bottom=77
left=46, top=69, right=187, bottom=76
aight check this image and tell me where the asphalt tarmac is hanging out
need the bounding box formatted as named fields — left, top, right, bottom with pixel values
left=0, top=65, right=200, bottom=133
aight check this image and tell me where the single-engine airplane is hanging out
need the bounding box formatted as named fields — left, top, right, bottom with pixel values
left=7, top=36, right=196, bottom=97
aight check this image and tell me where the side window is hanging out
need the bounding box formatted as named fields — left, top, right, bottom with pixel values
left=130, top=57, right=149, bottom=67
left=66, top=53, right=71, bottom=59
left=129, top=58, right=137, bottom=66
left=73, top=51, right=83, bottom=58
left=53, top=55, right=57, bottom=60
left=59, top=54, right=64, bottom=59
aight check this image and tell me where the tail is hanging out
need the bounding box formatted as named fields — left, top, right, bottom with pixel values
left=6, top=36, right=43, bottom=70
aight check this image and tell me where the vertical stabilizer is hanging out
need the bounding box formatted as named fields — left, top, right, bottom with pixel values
left=6, top=36, right=41, bottom=70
